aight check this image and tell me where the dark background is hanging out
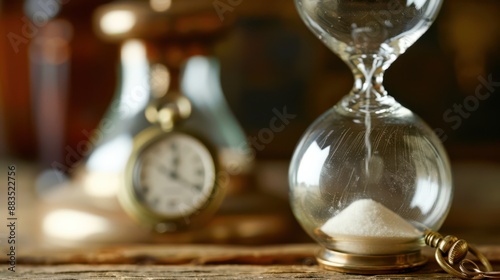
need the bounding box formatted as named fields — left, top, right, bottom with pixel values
left=0, top=0, right=499, bottom=242
left=1, top=0, right=499, bottom=162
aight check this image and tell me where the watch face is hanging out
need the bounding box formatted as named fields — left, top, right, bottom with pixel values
left=133, top=132, right=216, bottom=218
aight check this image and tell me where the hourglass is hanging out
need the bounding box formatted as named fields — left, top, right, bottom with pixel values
left=289, top=0, right=453, bottom=273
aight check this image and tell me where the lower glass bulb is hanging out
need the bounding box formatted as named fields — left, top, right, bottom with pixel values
left=289, top=105, right=453, bottom=255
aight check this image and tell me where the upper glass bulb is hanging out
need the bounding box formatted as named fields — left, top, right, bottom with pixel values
left=296, top=0, right=443, bottom=60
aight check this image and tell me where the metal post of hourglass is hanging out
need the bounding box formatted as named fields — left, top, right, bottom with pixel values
left=289, top=0, right=453, bottom=273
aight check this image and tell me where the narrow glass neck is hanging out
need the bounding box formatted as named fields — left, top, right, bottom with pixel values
left=338, top=54, right=400, bottom=116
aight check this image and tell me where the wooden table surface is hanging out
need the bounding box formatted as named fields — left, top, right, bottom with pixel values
left=1, top=160, right=499, bottom=279
left=1, top=244, right=499, bottom=279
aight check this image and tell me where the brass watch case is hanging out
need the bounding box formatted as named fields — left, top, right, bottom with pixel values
left=119, top=125, right=226, bottom=231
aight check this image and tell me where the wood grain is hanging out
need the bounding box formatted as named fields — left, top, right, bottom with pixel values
left=1, top=244, right=499, bottom=279
left=0, top=264, right=463, bottom=279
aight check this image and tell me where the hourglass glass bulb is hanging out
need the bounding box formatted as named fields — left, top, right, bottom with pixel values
left=296, top=0, right=443, bottom=59
left=290, top=0, right=452, bottom=273
left=297, top=0, right=443, bottom=114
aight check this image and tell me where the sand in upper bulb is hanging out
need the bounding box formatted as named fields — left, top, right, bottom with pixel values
left=320, top=199, right=422, bottom=255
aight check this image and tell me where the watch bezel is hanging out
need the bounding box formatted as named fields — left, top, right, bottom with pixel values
left=120, top=126, right=226, bottom=231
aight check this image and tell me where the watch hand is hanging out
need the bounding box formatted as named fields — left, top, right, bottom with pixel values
left=157, top=165, right=179, bottom=181
left=158, top=164, right=171, bottom=175
left=158, top=163, right=198, bottom=191
left=169, top=145, right=200, bottom=190
left=170, top=143, right=180, bottom=171
left=172, top=156, right=180, bottom=173
left=175, top=173, right=202, bottom=192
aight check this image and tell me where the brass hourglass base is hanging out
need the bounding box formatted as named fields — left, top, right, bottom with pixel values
left=317, top=248, right=427, bottom=274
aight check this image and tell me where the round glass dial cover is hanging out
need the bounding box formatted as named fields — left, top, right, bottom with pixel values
left=134, top=132, right=216, bottom=218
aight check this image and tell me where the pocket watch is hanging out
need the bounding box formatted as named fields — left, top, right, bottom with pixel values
left=119, top=95, right=226, bottom=232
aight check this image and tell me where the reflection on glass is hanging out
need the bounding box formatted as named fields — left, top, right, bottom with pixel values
left=80, top=39, right=150, bottom=197
left=117, top=40, right=150, bottom=119
left=182, top=56, right=252, bottom=171
left=295, top=140, right=330, bottom=188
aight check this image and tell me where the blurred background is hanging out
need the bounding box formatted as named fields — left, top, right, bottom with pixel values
left=0, top=0, right=499, bottom=251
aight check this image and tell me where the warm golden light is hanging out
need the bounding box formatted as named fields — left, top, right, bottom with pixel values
left=150, top=0, right=172, bottom=12
left=83, top=172, right=120, bottom=198
left=151, top=64, right=171, bottom=98
left=100, top=10, right=136, bottom=35
left=43, top=209, right=110, bottom=241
